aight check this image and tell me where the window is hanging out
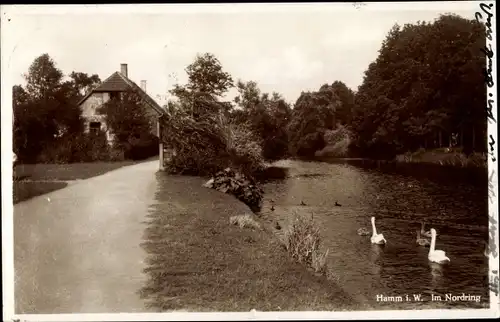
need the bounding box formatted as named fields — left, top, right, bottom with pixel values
left=109, top=92, right=120, bottom=100
left=89, top=122, right=101, bottom=135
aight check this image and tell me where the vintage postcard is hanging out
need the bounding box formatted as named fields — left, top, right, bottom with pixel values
left=1, top=2, right=498, bottom=321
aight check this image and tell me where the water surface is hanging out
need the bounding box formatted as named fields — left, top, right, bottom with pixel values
left=261, top=160, right=489, bottom=309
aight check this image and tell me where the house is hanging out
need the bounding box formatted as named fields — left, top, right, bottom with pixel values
left=77, top=63, right=165, bottom=143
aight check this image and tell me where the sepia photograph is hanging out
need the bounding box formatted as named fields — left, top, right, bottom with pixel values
left=1, top=1, right=498, bottom=321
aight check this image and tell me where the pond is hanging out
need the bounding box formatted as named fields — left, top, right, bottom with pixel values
left=260, top=159, right=490, bottom=309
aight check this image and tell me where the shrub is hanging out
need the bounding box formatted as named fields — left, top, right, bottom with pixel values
left=123, top=133, right=159, bottom=160
left=395, top=148, right=487, bottom=168
left=36, top=131, right=111, bottom=163
left=204, top=167, right=263, bottom=212
left=161, top=107, right=265, bottom=179
left=284, top=213, right=329, bottom=275
left=229, top=214, right=261, bottom=230
left=315, top=124, right=352, bottom=158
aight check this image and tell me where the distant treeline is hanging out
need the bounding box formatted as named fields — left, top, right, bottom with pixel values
left=14, top=13, right=488, bottom=169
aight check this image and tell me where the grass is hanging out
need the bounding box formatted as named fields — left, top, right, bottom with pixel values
left=13, top=160, right=142, bottom=181
left=13, top=181, right=68, bottom=204
left=12, top=158, right=157, bottom=204
left=284, top=213, right=329, bottom=275
left=395, top=147, right=487, bottom=168
left=139, top=174, right=358, bottom=311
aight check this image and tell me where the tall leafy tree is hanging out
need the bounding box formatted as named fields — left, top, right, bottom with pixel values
left=13, top=54, right=90, bottom=162
left=232, top=80, right=291, bottom=160
left=287, top=84, right=340, bottom=157
left=351, top=14, right=486, bottom=158
left=98, top=89, right=153, bottom=150
left=170, top=52, right=234, bottom=120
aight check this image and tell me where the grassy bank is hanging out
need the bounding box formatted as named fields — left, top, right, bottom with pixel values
left=395, top=148, right=487, bottom=168
left=13, top=159, right=156, bottom=203
left=139, top=174, right=359, bottom=311
left=13, top=181, right=69, bottom=204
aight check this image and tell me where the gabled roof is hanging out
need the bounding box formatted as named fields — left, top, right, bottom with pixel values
left=78, top=71, right=165, bottom=116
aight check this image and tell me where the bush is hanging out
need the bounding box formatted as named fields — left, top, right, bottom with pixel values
left=395, top=148, right=487, bottom=168
left=284, top=213, right=329, bottom=275
left=203, top=167, right=263, bottom=212
left=315, top=124, right=352, bottom=158
left=123, top=133, right=159, bottom=160
left=229, top=214, right=261, bottom=230
left=161, top=108, right=265, bottom=179
left=36, top=131, right=111, bottom=163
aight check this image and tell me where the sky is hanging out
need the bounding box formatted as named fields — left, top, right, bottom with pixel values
left=1, top=2, right=480, bottom=107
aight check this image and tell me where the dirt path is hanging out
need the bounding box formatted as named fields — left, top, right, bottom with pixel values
left=14, top=161, right=159, bottom=314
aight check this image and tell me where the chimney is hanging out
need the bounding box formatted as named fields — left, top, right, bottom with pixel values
left=140, top=80, right=147, bottom=93
left=120, top=63, right=128, bottom=77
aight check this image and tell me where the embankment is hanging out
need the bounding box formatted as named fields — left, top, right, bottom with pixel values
left=139, top=173, right=360, bottom=311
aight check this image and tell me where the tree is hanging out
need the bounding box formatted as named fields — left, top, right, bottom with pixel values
left=170, top=53, right=234, bottom=120
left=232, top=80, right=291, bottom=160
left=24, top=53, right=64, bottom=100
left=234, top=80, right=261, bottom=111
left=350, top=14, right=487, bottom=158
left=13, top=54, right=90, bottom=162
left=67, top=72, right=101, bottom=101
left=287, top=84, right=340, bottom=157
left=183, top=52, right=234, bottom=97
left=330, top=81, right=355, bottom=125
left=98, top=89, right=153, bottom=151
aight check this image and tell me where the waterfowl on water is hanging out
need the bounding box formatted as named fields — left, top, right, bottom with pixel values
left=357, top=227, right=370, bottom=236
left=416, top=230, right=431, bottom=247
left=420, top=221, right=432, bottom=238
left=335, top=201, right=342, bottom=207
left=270, top=205, right=275, bottom=211
left=300, top=200, right=306, bottom=206
left=370, top=217, right=386, bottom=245
left=275, top=222, right=281, bottom=230
left=428, top=228, right=450, bottom=264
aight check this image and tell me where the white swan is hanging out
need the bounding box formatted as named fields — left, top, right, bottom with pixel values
left=370, top=217, right=386, bottom=245
left=416, top=230, right=430, bottom=247
left=420, top=221, right=432, bottom=238
left=428, top=228, right=450, bottom=264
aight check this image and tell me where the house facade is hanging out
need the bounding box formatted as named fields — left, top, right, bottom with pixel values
left=78, top=63, right=164, bottom=143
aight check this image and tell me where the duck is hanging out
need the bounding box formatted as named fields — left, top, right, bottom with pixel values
left=300, top=200, right=306, bottom=206
left=335, top=201, right=342, bottom=207
left=370, top=216, right=386, bottom=245
left=420, top=221, right=432, bottom=238
left=357, top=227, right=370, bottom=236
left=275, top=222, right=281, bottom=230
left=428, top=228, right=450, bottom=264
left=416, top=230, right=431, bottom=247
left=270, top=205, right=275, bottom=211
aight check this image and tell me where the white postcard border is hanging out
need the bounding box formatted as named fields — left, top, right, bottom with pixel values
left=1, top=2, right=499, bottom=321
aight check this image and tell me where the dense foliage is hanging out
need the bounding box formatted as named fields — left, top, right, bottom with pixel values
left=232, top=81, right=292, bottom=160
left=350, top=14, right=487, bottom=159
left=160, top=53, right=265, bottom=179
left=13, top=54, right=102, bottom=163
left=97, top=89, right=159, bottom=160
left=14, top=13, right=488, bottom=168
